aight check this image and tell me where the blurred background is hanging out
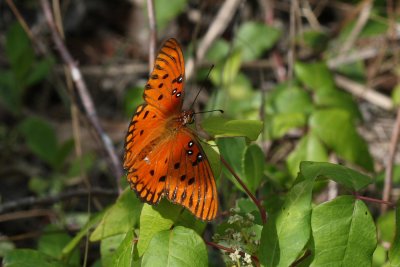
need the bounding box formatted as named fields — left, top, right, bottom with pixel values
left=0, top=0, right=399, bottom=266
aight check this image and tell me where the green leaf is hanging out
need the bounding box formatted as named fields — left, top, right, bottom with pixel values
left=295, top=61, right=336, bottom=91
left=269, top=112, right=307, bottom=139
left=124, top=87, right=144, bottom=117
left=377, top=210, right=395, bottom=242
left=101, top=234, right=126, bottom=267
left=314, top=89, right=362, bottom=120
left=6, top=23, right=34, bottom=82
left=206, top=39, right=230, bottom=62
left=217, top=137, right=246, bottom=191
left=62, top=212, right=104, bottom=256
left=153, top=0, right=187, bottom=31
left=0, top=71, right=20, bottom=114
left=0, top=240, right=15, bottom=258
left=90, top=188, right=142, bottom=241
left=300, top=31, right=329, bottom=52
left=372, top=244, right=387, bottom=267
left=25, top=57, right=54, bottom=87
left=137, top=199, right=182, bottom=256
left=243, top=144, right=265, bottom=193
left=3, top=249, right=67, bottom=267
left=270, top=86, right=313, bottom=114
left=392, top=84, right=400, bottom=106
left=310, top=196, right=377, bottom=266
left=111, top=230, right=139, bottom=267
left=38, top=225, right=79, bottom=265
left=19, top=116, right=59, bottom=168
left=300, top=161, right=372, bottom=191
left=202, top=117, right=263, bottom=140
left=142, top=226, right=207, bottom=267
left=310, top=109, right=373, bottom=171
left=210, top=49, right=242, bottom=86
left=389, top=206, right=400, bottom=266
left=260, top=177, right=313, bottom=266
left=287, top=133, right=328, bottom=177
left=234, top=22, right=281, bottom=61
left=175, top=210, right=207, bottom=236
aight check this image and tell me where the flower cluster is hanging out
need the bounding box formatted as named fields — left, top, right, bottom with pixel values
left=213, top=207, right=261, bottom=267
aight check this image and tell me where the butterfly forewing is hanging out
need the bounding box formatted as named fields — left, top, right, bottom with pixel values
left=143, top=38, right=185, bottom=115
left=124, top=38, right=218, bottom=221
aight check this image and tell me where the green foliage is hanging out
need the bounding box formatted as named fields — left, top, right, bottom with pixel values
left=311, top=196, right=376, bottom=266
left=234, top=22, right=281, bottom=61
left=91, top=188, right=142, bottom=241
left=389, top=206, right=400, bottom=266
left=153, top=0, right=187, bottom=31
left=3, top=249, right=68, bottom=267
left=1, top=23, right=53, bottom=115
left=142, top=226, right=208, bottom=267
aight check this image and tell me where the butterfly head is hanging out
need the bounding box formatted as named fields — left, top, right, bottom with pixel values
left=179, top=110, right=195, bottom=125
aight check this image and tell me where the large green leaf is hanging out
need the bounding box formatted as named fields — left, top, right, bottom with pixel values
left=137, top=199, right=182, bottom=256
left=287, top=133, right=328, bottom=177
left=310, top=196, right=376, bottom=266
left=243, top=144, right=265, bottom=193
left=234, top=22, right=281, bottom=61
left=202, top=116, right=263, bottom=141
left=310, top=109, right=373, bottom=171
left=142, top=226, right=207, bottom=267
left=111, top=230, right=140, bottom=267
left=90, top=188, right=142, bottom=241
left=295, top=61, right=336, bottom=91
left=300, top=161, right=372, bottom=191
left=389, top=206, right=400, bottom=266
left=3, top=249, right=67, bottom=267
left=259, top=177, right=313, bottom=266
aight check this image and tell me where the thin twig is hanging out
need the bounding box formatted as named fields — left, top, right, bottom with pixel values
left=205, top=240, right=260, bottom=267
left=0, top=188, right=117, bottom=213
left=186, top=0, right=242, bottom=80
left=339, top=0, right=372, bottom=54
left=146, top=0, right=157, bottom=74
left=40, top=0, right=124, bottom=188
left=382, top=107, right=400, bottom=212
left=221, top=157, right=267, bottom=224
left=5, top=0, right=47, bottom=54
left=352, top=194, right=394, bottom=207
left=334, top=75, right=393, bottom=110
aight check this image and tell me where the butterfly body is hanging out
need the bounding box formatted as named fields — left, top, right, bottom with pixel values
left=123, top=39, right=218, bottom=221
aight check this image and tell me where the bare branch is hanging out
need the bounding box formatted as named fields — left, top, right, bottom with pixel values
left=146, top=0, right=157, bottom=73
left=40, top=0, right=124, bottom=187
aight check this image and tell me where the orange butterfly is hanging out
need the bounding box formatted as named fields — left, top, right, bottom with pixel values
left=123, top=38, right=218, bottom=221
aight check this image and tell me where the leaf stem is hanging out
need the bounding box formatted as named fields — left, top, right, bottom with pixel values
left=220, top=156, right=267, bottom=224
left=353, top=192, right=394, bottom=206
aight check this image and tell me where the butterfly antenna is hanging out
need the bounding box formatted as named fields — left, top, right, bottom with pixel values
left=194, top=109, right=224, bottom=115
left=190, top=64, right=215, bottom=109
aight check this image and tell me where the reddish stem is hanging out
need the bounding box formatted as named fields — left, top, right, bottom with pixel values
left=220, top=156, right=267, bottom=224
left=353, top=192, right=394, bottom=206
